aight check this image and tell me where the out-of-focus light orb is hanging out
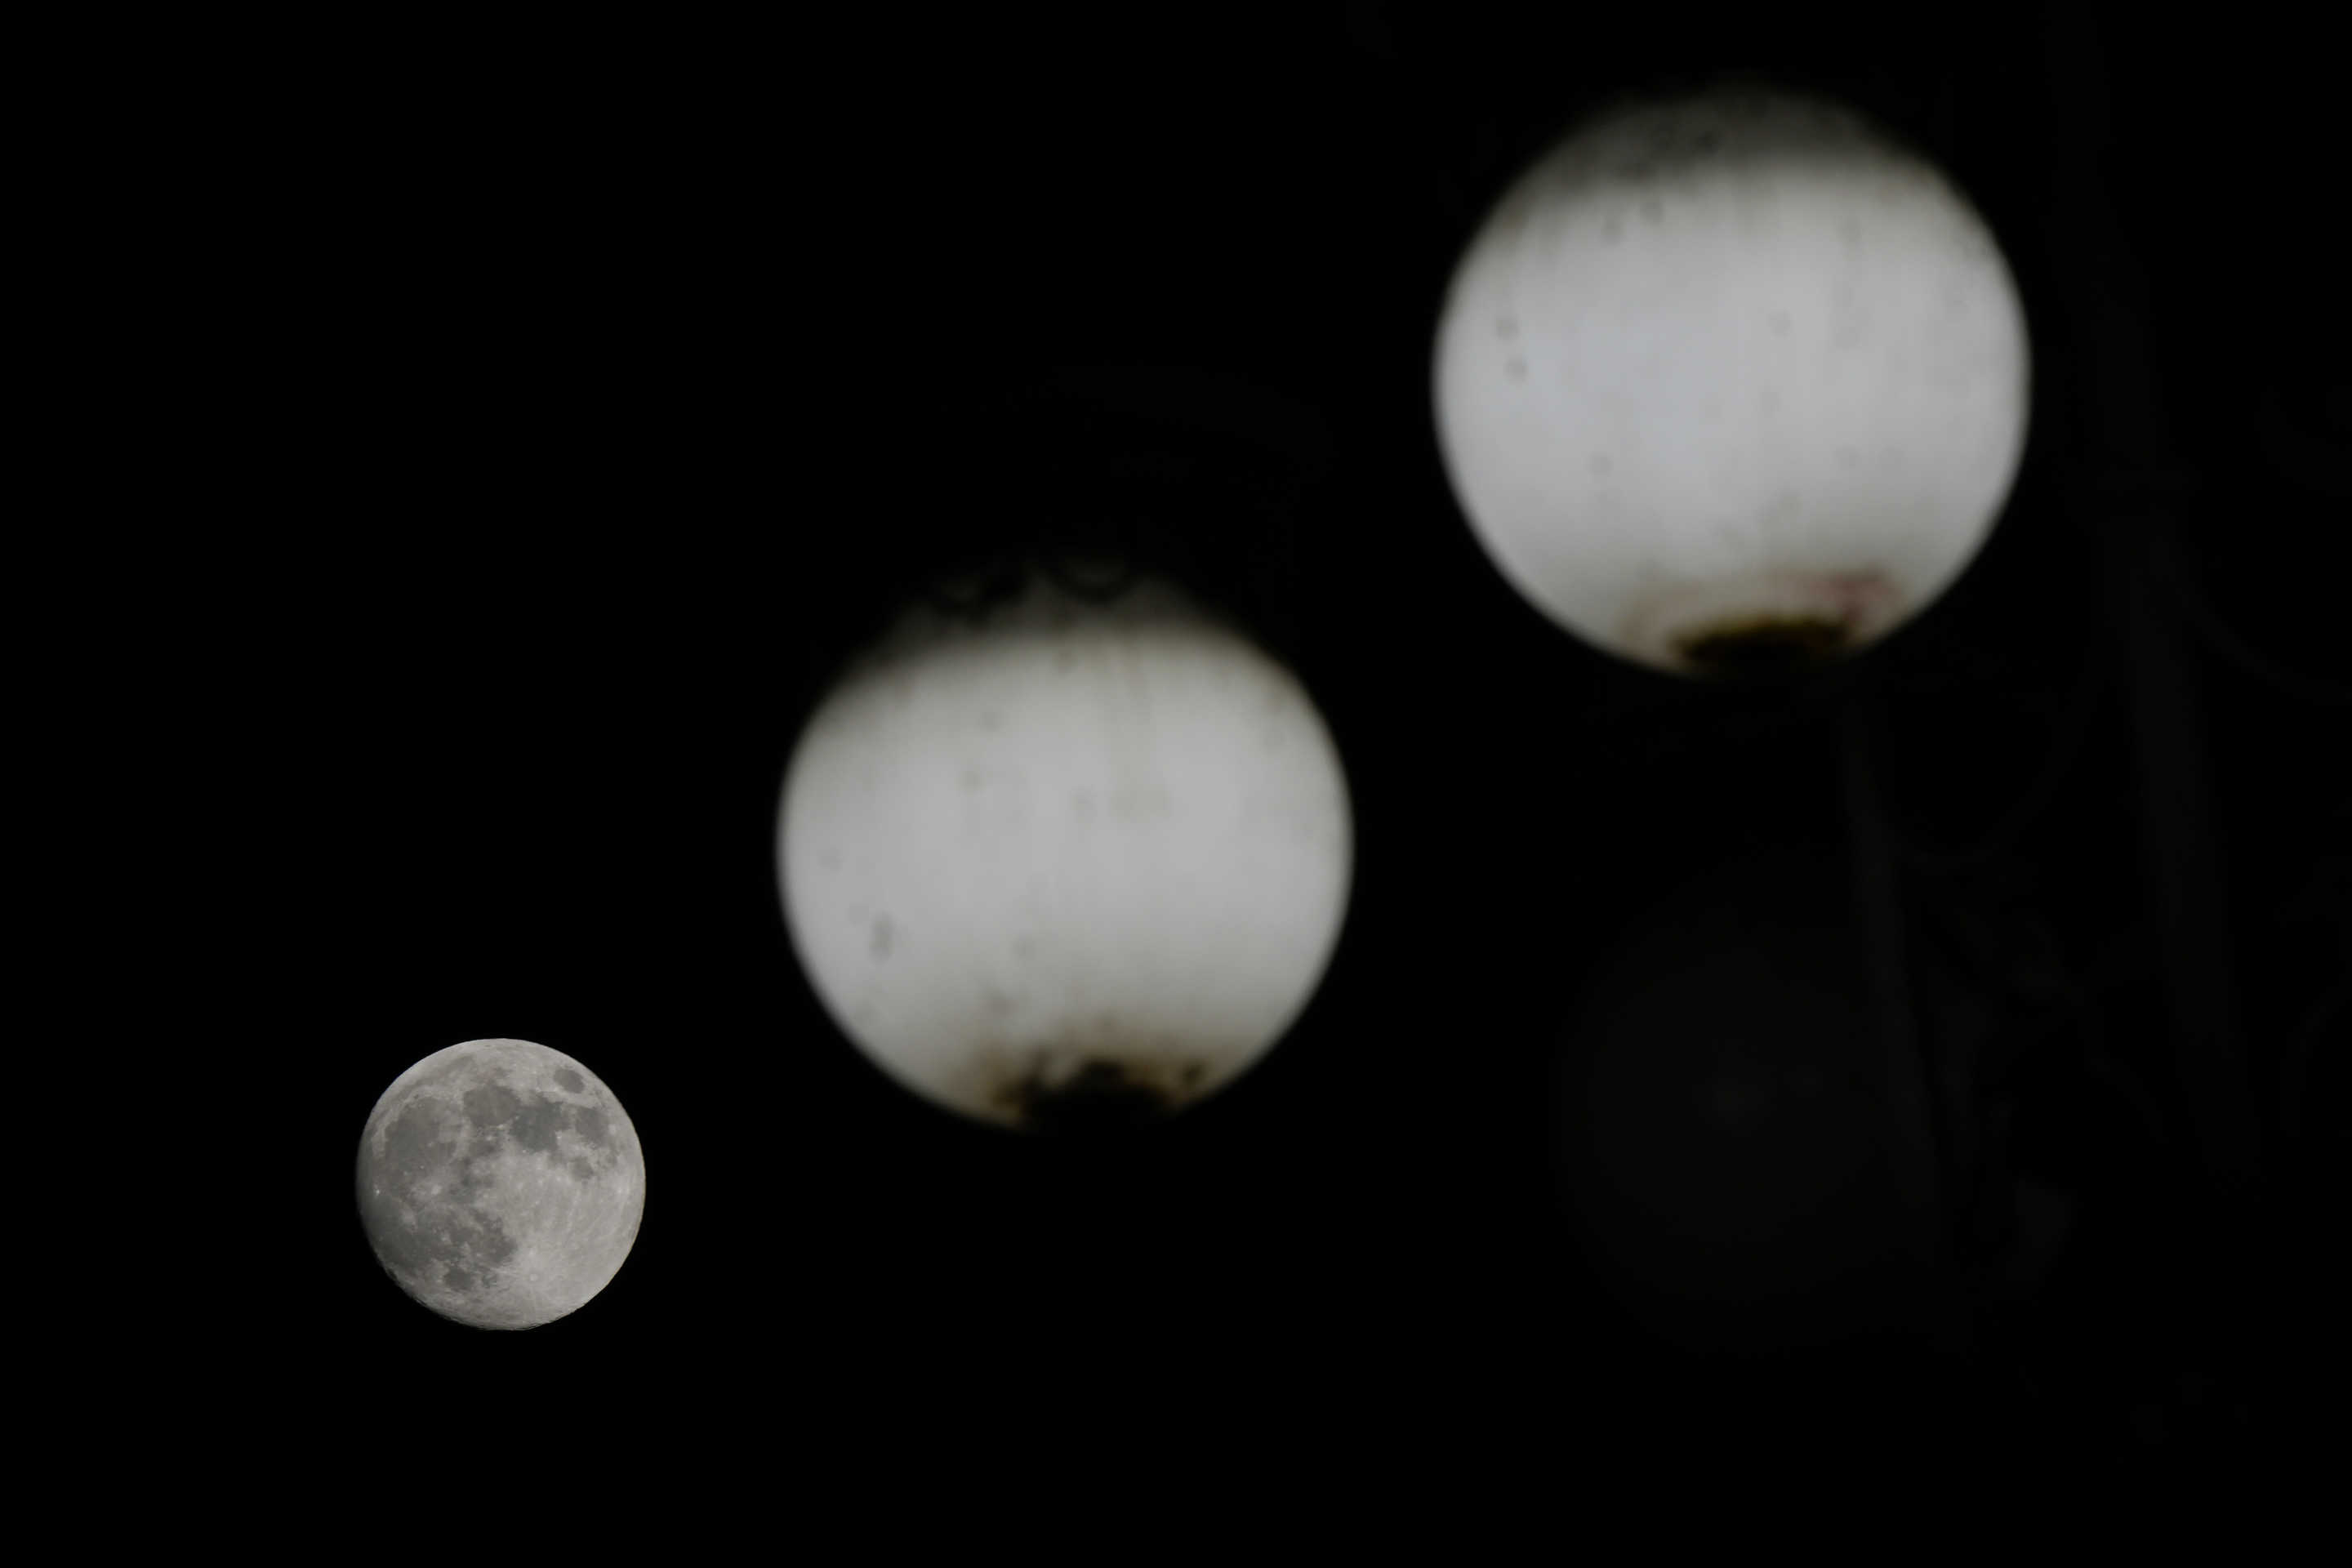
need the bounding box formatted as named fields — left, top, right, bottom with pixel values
left=1554, top=846, right=1930, bottom=1352
left=777, top=570, right=1353, bottom=1134
left=1432, top=87, right=2032, bottom=677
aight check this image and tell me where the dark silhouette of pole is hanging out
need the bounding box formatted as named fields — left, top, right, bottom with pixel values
left=2039, top=8, right=2263, bottom=1198
left=1839, top=678, right=1969, bottom=1352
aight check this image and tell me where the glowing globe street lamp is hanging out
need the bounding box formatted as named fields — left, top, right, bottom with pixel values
left=777, top=568, right=1353, bottom=1135
left=1432, top=87, right=2032, bottom=677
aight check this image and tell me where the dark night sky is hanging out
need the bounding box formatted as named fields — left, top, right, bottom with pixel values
left=194, top=5, right=2343, bottom=1494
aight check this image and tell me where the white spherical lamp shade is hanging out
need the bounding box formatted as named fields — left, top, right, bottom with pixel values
left=1433, top=88, right=2032, bottom=675
left=778, top=573, right=1353, bottom=1133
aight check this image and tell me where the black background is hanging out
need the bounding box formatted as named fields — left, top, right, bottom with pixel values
left=186, top=4, right=2345, bottom=1497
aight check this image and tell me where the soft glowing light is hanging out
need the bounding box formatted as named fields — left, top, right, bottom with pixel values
left=1433, top=87, right=2031, bottom=677
left=778, top=571, right=1353, bottom=1134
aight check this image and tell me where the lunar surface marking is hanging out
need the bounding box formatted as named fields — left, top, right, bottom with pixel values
left=356, top=1038, right=644, bottom=1330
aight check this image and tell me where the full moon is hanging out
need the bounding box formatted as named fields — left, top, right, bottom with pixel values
left=778, top=570, right=1353, bottom=1133
left=356, top=1038, right=645, bottom=1330
left=1432, top=87, right=2031, bottom=676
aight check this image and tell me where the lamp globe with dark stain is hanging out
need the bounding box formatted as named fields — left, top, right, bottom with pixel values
left=356, top=1038, right=646, bottom=1329
left=778, top=570, right=1353, bottom=1134
left=1433, top=86, right=2032, bottom=677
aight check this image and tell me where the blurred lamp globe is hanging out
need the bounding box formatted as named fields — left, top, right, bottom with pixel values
left=777, top=568, right=1353, bottom=1134
left=1432, top=87, right=2032, bottom=678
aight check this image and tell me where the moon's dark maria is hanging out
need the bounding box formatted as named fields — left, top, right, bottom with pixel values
left=357, top=1038, right=645, bottom=1330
